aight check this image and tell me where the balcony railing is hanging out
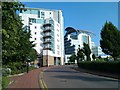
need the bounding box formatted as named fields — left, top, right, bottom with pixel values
left=43, top=48, right=51, bottom=50
left=43, top=45, right=51, bottom=50
left=43, top=33, right=51, bottom=39
left=43, top=35, right=51, bottom=39
left=43, top=23, right=51, bottom=27
left=43, top=40, right=51, bottom=44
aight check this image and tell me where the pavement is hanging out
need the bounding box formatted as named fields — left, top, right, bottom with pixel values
left=7, top=67, right=51, bottom=89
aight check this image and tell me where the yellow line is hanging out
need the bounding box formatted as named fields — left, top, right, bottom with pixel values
left=39, top=71, right=48, bottom=90
left=42, top=79, right=48, bottom=90
left=40, top=79, right=44, bottom=88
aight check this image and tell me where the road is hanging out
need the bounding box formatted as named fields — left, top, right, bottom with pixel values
left=42, top=65, right=119, bottom=88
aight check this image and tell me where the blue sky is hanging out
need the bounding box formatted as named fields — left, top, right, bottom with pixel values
left=22, top=2, right=118, bottom=46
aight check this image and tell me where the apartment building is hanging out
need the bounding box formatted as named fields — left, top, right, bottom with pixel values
left=20, top=8, right=64, bottom=66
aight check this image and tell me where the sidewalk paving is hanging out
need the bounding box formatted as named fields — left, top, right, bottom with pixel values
left=7, top=67, right=50, bottom=89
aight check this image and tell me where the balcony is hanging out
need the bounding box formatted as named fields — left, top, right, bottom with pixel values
left=43, top=26, right=52, bottom=32
left=43, top=36, right=51, bottom=39
left=43, top=48, right=51, bottom=50
left=43, top=23, right=51, bottom=27
left=43, top=40, right=51, bottom=44
left=43, top=29, right=51, bottom=33
left=43, top=33, right=51, bottom=39
left=43, top=46, right=51, bottom=50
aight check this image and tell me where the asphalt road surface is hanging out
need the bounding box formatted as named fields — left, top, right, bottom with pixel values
left=42, top=65, right=119, bottom=88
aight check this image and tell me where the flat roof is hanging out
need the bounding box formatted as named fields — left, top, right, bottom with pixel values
left=25, top=7, right=62, bottom=12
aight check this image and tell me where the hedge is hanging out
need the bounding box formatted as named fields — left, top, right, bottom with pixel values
left=78, top=61, right=120, bottom=73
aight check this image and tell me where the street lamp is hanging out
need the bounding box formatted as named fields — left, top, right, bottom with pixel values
left=26, top=57, right=30, bottom=73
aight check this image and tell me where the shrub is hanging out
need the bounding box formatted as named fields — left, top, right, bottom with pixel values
left=2, top=68, right=11, bottom=76
left=78, top=61, right=120, bottom=73
left=2, top=76, right=10, bottom=89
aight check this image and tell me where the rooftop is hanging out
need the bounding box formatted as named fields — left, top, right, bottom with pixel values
left=25, top=7, right=62, bottom=12
left=65, top=27, right=95, bottom=37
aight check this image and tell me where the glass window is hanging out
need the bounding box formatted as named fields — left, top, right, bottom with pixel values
left=57, top=24, right=59, bottom=27
left=35, top=32, right=36, bottom=34
left=57, top=51, right=59, bottom=55
left=82, top=35, right=88, bottom=44
left=41, top=17, right=44, bottom=19
left=35, top=26, right=37, bottom=29
left=36, top=19, right=44, bottom=24
left=41, top=12, right=45, bottom=16
left=35, top=38, right=36, bottom=40
left=38, top=10, right=40, bottom=18
left=57, top=34, right=59, bottom=37
left=57, top=45, right=59, bottom=49
left=31, top=10, right=38, bottom=14
left=29, top=18, right=36, bottom=23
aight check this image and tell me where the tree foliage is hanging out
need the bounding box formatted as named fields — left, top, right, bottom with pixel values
left=100, top=22, right=120, bottom=60
left=76, top=45, right=84, bottom=63
left=2, top=2, right=36, bottom=66
left=83, top=43, right=91, bottom=61
left=92, top=54, right=96, bottom=61
left=69, top=53, right=76, bottom=62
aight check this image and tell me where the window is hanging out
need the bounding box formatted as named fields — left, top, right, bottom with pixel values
left=29, top=18, right=36, bottom=23
left=57, top=34, right=59, bottom=37
left=57, top=24, right=59, bottom=27
left=35, top=26, right=37, bottom=29
left=35, top=32, right=36, bottom=34
left=57, top=39, right=59, bottom=42
left=35, top=38, right=36, bottom=40
left=82, top=35, right=88, bottom=44
left=38, top=10, right=40, bottom=18
left=41, top=12, right=45, bottom=16
left=57, top=51, right=59, bottom=55
left=50, top=12, right=51, bottom=14
left=57, top=29, right=59, bottom=32
left=57, top=45, right=59, bottom=49
left=41, top=17, right=44, bottom=19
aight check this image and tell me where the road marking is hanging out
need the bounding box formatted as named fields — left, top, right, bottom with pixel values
left=40, top=79, right=44, bottom=88
left=42, top=79, right=48, bottom=90
left=39, top=71, right=48, bottom=90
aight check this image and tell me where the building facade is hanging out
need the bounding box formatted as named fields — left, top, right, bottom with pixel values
left=64, top=27, right=93, bottom=63
left=20, top=8, right=64, bottom=66
left=91, top=42, right=108, bottom=58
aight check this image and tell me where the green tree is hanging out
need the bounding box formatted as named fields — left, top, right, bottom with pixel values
left=2, top=2, right=36, bottom=68
left=29, top=48, right=37, bottom=62
left=100, top=22, right=120, bottom=60
left=69, top=53, right=76, bottom=63
left=83, top=43, right=91, bottom=61
left=76, top=45, right=84, bottom=64
left=92, top=54, right=96, bottom=61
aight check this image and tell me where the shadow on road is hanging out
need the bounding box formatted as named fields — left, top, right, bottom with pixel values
left=51, top=75, right=118, bottom=82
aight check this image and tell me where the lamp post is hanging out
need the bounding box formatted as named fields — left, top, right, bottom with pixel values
left=27, top=57, right=30, bottom=73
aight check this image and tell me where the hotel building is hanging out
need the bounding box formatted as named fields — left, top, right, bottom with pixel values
left=20, top=8, right=64, bottom=66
